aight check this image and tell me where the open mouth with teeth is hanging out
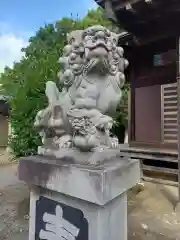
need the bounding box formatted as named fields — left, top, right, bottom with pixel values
left=85, top=55, right=109, bottom=75
left=85, top=40, right=109, bottom=60
left=84, top=40, right=111, bottom=74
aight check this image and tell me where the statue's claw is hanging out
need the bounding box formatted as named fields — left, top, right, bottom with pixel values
left=109, top=137, right=119, bottom=149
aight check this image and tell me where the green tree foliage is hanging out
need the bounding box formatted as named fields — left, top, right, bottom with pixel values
left=0, top=8, right=128, bottom=157
left=111, top=82, right=130, bottom=142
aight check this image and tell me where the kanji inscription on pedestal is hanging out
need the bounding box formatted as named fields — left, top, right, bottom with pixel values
left=35, top=197, right=88, bottom=240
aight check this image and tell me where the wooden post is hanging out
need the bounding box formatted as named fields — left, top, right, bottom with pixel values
left=177, top=36, right=180, bottom=203
left=127, top=90, right=131, bottom=145
left=104, top=0, right=117, bottom=22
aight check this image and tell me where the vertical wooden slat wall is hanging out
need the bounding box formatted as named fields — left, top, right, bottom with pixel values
left=161, top=83, right=178, bottom=144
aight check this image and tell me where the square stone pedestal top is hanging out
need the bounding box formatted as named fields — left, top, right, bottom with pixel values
left=18, top=154, right=140, bottom=205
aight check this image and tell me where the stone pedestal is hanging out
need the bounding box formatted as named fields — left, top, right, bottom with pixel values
left=18, top=155, right=140, bottom=240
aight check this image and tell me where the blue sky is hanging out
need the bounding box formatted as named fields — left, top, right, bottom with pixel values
left=0, top=0, right=98, bottom=72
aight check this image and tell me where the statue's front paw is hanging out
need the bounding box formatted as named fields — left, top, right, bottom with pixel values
left=54, top=135, right=72, bottom=149
left=59, top=140, right=72, bottom=148
left=95, top=116, right=113, bottom=131
left=73, top=135, right=98, bottom=151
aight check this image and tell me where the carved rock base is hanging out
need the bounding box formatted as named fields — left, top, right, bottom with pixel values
left=38, top=146, right=123, bottom=165
left=18, top=155, right=140, bottom=240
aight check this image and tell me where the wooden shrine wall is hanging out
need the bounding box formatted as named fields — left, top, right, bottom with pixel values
left=129, top=37, right=177, bottom=148
left=134, top=85, right=161, bottom=143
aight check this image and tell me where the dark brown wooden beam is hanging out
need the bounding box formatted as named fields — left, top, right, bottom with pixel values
left=145, top=0, right=152, bottom=3
left=115, top=5, right=180, bottom=40
left=129, top=141, right=178, bottom=150
left=114, top=0, right=180, bottom=27
left=114, top=0, right=157, bottom=11
left=125, top=3, right=135, bottom=11
left=136, top=30, right=176, bottom=46
left=129, top=62, right=136, bottom=141
left=115, top=0, right=141, bottom=10
left=104, top=0, right=117, bottom=22
left=135, top=4, right=180, bottom=25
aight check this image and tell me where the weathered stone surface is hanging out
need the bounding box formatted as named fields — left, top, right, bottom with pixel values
left=19, top=155, right=140, bottom=240
left=18, top=155, right=140, bottom=205
left=34, top=25, right=129, bottom=163
left=38, top=146, right=123, bottom=165
left=30, top=187, right=128, bottom=240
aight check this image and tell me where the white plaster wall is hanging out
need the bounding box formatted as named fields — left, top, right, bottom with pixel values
left=124, top=129, right=128, bottom=144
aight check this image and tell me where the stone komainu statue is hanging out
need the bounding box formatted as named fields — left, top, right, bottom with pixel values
left=34, top=25, right=129, bottom=163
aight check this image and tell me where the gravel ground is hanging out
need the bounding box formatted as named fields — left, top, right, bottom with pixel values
left=0, top=184, right=29, bottom=240
left=0, top=147, right=14, bottom=165
left=128, top=183, right=180, bottom=239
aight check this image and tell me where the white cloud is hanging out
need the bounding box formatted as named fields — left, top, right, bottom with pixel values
left=0, top=22, right=29, bottom=73
left=0, top=34, right=28, bottom=72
